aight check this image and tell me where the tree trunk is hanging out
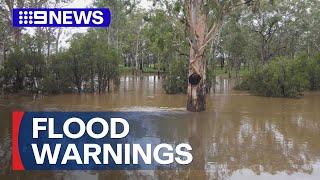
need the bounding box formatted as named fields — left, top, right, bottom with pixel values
left=0, top=41, right=4, bottom=65
left=134, top=40, right=139, bottom=72
left=55, top=28, right=62, bottom=53
left=13, top=28, right=22, bottom=46
left=187, top=54, right=206, bottom=112
left=98, top=74, right=102, bottom=94
left=186, top=0, right=207, bottom=112
left=107, top=78, right=110, bottom=92
left=157, top=52, right=160, bottom=76
left=221, top=57, right=225, bottom=70
left=47, top=39, right=51, bottom=65
left=90, top=65, right=95, bottom=93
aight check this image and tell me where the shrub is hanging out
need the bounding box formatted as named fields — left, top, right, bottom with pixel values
left=163, top=59, right=188, bottom=94
left=41, top=73, right=73, bottom=94
left=305, top=54, right=320, bottom=90
left=205, top=67, right=216, bottom=93
left=236, top=57, right=309, bottom=98
left=41, top=53, right=74, bottom=94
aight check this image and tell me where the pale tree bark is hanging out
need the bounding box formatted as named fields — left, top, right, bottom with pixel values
left=186, top=0, right=223, bottom=112
left=2, top=0, right=24, bottom=46
left=46, top=38, right=51, bottom=63
left=185, top=0, right=255, bottom=111
left=134, top=38, right=139, bottom=71
left=55, top=28, right=62, bottom=53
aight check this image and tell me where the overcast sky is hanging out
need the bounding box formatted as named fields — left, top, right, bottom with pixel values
left=63, top=0, right=153, bottom=36
left=64, top=0, right=153, bottom=44
left=24, top=0, right=153, bottom=48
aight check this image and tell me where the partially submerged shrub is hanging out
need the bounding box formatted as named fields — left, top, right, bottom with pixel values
left=163, top=59, right=188, bottom=94
left=41, top=73, right=73, bottom=94
left=305, top=54, right=320, bottom=90
left=236, top=56, right=311, bottom=98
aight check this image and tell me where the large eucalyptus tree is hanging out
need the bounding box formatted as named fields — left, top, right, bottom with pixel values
left=184, top=0, right=261, bottom=111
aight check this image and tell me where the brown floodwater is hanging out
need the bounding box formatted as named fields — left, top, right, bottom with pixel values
left=1, top=74, right=320, bottom=180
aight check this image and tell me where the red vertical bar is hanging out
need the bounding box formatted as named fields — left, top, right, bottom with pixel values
left=12, top=111, right=25, bottom=171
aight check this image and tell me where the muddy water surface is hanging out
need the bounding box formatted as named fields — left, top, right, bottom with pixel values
left=1, top=75, right=320, bottom=180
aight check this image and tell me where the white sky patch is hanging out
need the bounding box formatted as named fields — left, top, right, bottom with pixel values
left=140, top=0, right=153, bottom=10
left=24, top=0, right=93, bottom=48
left=60, top=0, right=94, bottom=47
left=62, top=0, right=153, bottom=47
left=24, top=0, right=153, bottom=48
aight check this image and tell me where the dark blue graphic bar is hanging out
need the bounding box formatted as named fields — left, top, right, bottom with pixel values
left=12, top=112, right=193, bottom=170
left=12, top=8, right=111, bottom=27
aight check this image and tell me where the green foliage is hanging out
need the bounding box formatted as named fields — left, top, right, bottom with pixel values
left=237, top=54, right=320, bottom=97
left=5, top=50, right=26, bottom=90
left=42, top=72, right=73, bottom=94
left=0, top=29, right=121, bottom=94
left=43, top=30, right=121, bottom=94
left=305, top=54, right=320, bottom=90
left=1, top=0, right=320, bottom=98
left=205, top=66, right=216, bottom=93
left=163, top=59, right=188, bottom=94
left=1, top=41, right=46, bottom=92
left=144, top=8, right=187, bottom=73
left=42, top=52, right=73, bottom=94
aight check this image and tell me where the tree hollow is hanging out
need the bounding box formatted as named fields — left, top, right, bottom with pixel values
left=188, top=73, right=202, bottom=86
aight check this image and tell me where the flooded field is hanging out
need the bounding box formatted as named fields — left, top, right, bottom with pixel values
left=1, top=75, right=320, bottom=180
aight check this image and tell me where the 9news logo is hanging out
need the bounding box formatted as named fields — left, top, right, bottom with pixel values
left=12, top=8, right=111, bottom=27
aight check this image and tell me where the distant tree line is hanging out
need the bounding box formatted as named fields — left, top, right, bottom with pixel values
left=1, top=0, right=320, bottom=100
left=0, top=30, right=120, bottom=94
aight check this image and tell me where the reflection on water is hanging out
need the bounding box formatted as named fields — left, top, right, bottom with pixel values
left=1, top=75, right=320, bottom=179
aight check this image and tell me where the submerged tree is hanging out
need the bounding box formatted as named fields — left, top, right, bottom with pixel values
left=184, top=0, right=261, bottom=111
